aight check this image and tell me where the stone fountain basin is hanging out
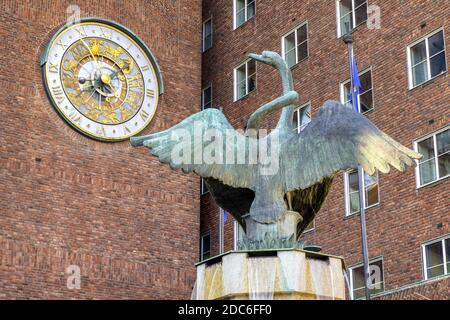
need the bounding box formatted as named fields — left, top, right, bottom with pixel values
left=193, top=249, right=346, bottom=300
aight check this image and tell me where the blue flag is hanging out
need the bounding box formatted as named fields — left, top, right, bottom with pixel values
left=349, top=54, right=362, bottom=112
left=223, top=210, right=228, bottom=224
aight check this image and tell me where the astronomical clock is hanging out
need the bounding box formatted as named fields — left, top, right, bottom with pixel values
left=41, top=18, right=163, bottom=141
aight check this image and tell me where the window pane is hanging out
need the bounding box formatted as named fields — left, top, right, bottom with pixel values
left=436, top=130, right=450, bottom=155
left=339, top=0, right=352, bottom=18
left=419, top=160, right=437, bottom=185
left=411, top=41, right=427, bottom=65
left=355, top=0, right=366, bottom=7
left=412, top=61, right=428, bottom=86
left=237, top=65, right=246, bottom=99
left=349, top=171, right=359, bottom=192
left=297, top=25, right=307, bottom=44
left=236, top=8, right=245, bottom=27
left=426, top=241, right=443, bottom=268
left=446, top=239, right=450, bottom=274
left=299, top=105, right=311, bottom=131
left=247, top=60, right=256, bottom=93
left=418, top=137, right=435, bottom=161
left=203, top=87, right=212, bottom=109
left=204, top=20, right=212, bottom=36
left=350, top=192, right=360, bottom=213
left=247, top=1, right=255, bottom=19
left=354, top=2, right=367, bottom=26
left=236, top=0, right=245, bottom=11
left=438, top=153, right=450, bottom=178
left=343, top=82, right=351, bottom=104
left=427, top=265, right=445, bottom=278
left=360, top=70, right=372, bottom=92
left=247, top=60, right=256, bottom=76
left=286, top=50, right=296, bottom=68
left=340, top=14, right=352, bottom=35
left=430, top=52, right=446, bottom=77
left=297, top=41, right=308, bottom=63
left=204, top=35, right=212, bottom=51
left=293, top=109, right=299, bottom=132
left=428, top=31, right=445, bottom=56
left=360, top=90, right=373, bottom=113
left=364, top=172, right=378, bottom=207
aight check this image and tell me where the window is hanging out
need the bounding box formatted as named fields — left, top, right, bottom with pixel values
left=202, top=18, right=213, bottom=52
left=234, top=218, right=246, bottom=250
left=200, top=233, right=211, bottom=261
left=407, top=29, right=447, bottom=88
left=293, top=103, right=311, bottom=133
left=234, top=59, right=256, bottom=101
left=344, top=169, right=379, bottom=216
left=349, top=258, right=384, bottom=300
left=202, top=85, right=212, bottom=110
left=415, top=126, right=450, bottom=187
left=340, top=68, right=373, bottom=113
left=201, top=178, right=209, bottom=195
left=234, top=0, right=255, bottom=29
left=282, top=23, right=308, bottom=68
left=422, top=235, right=450, bottom=280
left=337, top=0, right=368, bottom=37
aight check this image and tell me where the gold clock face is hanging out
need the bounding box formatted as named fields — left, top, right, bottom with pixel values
left=43, top=20, right=160, bottom=141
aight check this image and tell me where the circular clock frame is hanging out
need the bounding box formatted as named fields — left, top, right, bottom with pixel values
left=40, top=18, right=164, bottom=142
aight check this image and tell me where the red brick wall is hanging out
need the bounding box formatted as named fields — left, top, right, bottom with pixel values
left=201, top=0, right=450, bottom=296
left=0, top=0, right=202, bottom=299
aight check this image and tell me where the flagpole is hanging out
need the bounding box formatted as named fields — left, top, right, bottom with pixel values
left=343, top=31, right=371, bottom=301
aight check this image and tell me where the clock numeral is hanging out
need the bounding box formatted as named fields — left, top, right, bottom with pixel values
left=141, top=65, right=150, bottom=72
left=140, top=110, right=150, bottom=122
left=48, top=62, right=59, bottom=73
left=100, top=28, right=112, bottom=39
left=146, top=89, right=155, bottom=97
left=68, top=110, right=82, bottom=125
left=57, top=39, right=68, bottom=50
left=124, top=126, right=131, bottom=134
left=75, top=26, right=87, bottom=38
left=128, top=81, right=144, bottom=89
left=51, top=86, right=65, bottom=103
left=96, top=125, right=106, bottom=137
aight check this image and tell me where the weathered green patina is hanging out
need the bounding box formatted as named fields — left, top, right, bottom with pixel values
left=131, top=51, right=422, bottom=249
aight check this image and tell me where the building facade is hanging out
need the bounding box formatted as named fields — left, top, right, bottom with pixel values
left=200, top=0, right=449, bottom=299
left=0, top=0, right=202, bottom=299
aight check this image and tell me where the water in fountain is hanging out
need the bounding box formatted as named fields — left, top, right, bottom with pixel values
left=308, top=258, right=335, bottom=300
left=247, top=257, right=278, bottom=300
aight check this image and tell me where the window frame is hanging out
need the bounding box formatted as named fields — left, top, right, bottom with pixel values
left=336, top=0, right=368, bottom=37
left=233, top=59, right=257, bottom=101
left=344, top=168, right=380, bottom=217
left=201, top=177, right=209, bottom=195
left=202, top=17, right=213, bottom=52
left=421, top=235, right=450, bottom=280
left=406, top=28, right=447, bottom=89
left=340, top=66, right=374, bottom=113
left=414, top=125, right=450, bottom=188
left=281, top=21, right=309, bottom=68
left=233, top=0, right=256, bottom=30
left=202, top=84, right=212, bottom=110
left=348, top=256, right=385, bottom=300
left=200, top=232, right=211, bottom=261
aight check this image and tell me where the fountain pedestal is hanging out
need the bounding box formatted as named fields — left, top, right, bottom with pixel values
left=193, top=249, right=346, bottom=300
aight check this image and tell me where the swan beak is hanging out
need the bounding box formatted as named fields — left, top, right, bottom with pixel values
left=248, top=53, right=271, bottom=64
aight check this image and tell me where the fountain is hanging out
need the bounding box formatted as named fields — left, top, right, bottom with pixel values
left=192, top=249, right=346, bottom=300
